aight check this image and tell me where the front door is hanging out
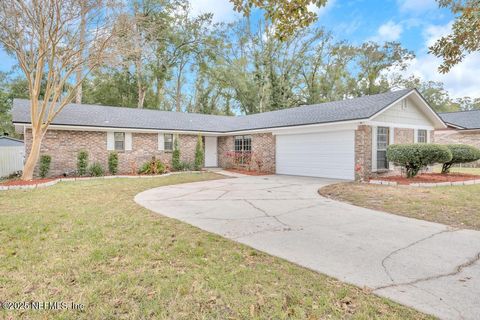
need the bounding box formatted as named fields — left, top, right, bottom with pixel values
left=204, top=136, right=218, bottom=167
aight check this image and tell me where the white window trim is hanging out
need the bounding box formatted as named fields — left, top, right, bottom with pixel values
left=371, top=126, right=377, bottom=172
left=164, top=133, right=174, bottom=151
left=372, top=126, right=394, bottom=172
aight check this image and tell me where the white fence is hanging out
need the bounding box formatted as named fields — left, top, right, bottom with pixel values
left=0, top=146, right=25, bottom=177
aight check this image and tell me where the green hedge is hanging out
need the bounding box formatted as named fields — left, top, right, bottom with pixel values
left=387, top=144, right=452, bottom=178
left=108, top=152, right=119, bottom=175
left=441, top=144, right=480, bottom=173
left=39, top=154, right=51, bottom=178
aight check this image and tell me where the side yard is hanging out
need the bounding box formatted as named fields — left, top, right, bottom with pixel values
left=320, top=178, right=480, bottom=231
left=0, top=172, right=430, bottom=319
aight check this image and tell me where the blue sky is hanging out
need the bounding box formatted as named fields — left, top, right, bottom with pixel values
left=1, top=0, right=478, bottom=99
left=189, top=0, right=479, bottom=99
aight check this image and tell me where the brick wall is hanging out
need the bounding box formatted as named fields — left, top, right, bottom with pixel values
left=394, top=128, right=414, bottom=144
left=217, top=133, right=276, bottom=173
left=25, top=129, right=197, bottom=177
left=354, top=125, right=372, bottom=180
left=435, top=129, right=480, bottom=167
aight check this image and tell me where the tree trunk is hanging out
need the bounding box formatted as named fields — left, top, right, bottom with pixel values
left=75, top=2, right=87, bottom=104
left=21, top=131, right=43, bottom=180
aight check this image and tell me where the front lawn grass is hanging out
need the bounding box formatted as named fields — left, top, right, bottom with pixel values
left=432, top=165, right=480, bottom=175
left=0, top=172, right=430, bottom=319
left=320, top=182, right=480, bottom=230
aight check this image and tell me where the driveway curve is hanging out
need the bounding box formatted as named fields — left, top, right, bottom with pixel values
left=135, top=174, right=480, bottom=320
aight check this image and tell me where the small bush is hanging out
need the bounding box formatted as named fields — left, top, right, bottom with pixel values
left=387, top=144, right=452, bottom=178
left=108, top=152, right=119, bottom=175
left=138, top=157, right=165, bottom=175
left=88, top=162, right=105, bottom=177
left=194, top=134, right=204, bottom=170
left=180, top=162, right=193, bottom=171
left=39, top=155, right=51, bottom=178
left=172, top=137, right=182, bottom=171
left=441, top=144, right=480, bottom=174
left=77, top=150, right=88, bottom=176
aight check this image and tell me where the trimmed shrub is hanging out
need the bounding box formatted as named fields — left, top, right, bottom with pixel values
left=194, top=134, right=204, bottom=170
left=441, top=144, right=480, bottom=174
left=77, top=150, right=88, bottom=176
left=387, top=144, right=452, bottom=178
left=39, top=155, right=51, bottom=178
left=138, top=157, right=165, bottom=175
left=88, top=162, right=105, bottom=177
left=108, top=152, right=119, bottom=175
left=172, top=137, right=181, bottom=171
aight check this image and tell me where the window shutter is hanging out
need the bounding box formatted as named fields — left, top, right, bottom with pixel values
left=107, top=132, right=114, bottom=151
left=414, top=129, right=418, bottom=143
left=125, top=132, right=132, bottom=151
left=158, top=133, right=165, bottom=151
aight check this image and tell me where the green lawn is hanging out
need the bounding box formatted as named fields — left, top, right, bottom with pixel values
left=0, top=172, right=431, bottom=319
left=433, top=166, right=480, bottom=175
left=320, top=182, right=480, bottom=230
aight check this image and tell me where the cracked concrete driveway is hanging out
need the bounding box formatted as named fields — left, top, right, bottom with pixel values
left=135, top=174, right=480, bottom=320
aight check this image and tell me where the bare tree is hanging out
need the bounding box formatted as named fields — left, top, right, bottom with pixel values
left=0, top=0, right=117, bottom=180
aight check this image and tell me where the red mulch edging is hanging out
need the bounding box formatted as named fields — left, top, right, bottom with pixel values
left=373, top=173, right=480, bottom=185
left=225, top=169, right=271, bottom=176
left=0, top=178, right=56, bottom=186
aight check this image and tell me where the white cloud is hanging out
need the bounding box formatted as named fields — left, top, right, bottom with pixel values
left=189, top=0, right=239, bottom=22
left=397, top=0, right=437, bottom=14
left=369, top=21, right=403, bottom=42
left=401, top=21, right=480, bottom=98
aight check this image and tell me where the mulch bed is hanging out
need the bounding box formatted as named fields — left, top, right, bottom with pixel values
left=374, top=173, right=480, bottom=185
left=0, top=178, right=56, bottom=186
left=225, top=168, right=271, bottom=176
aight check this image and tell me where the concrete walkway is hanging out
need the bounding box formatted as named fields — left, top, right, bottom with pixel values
left=135, top=174, right=480, bottom=319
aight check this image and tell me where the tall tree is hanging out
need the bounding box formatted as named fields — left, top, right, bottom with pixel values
left=0, top=0, right=116, bottom=180
left=353, top=42, right=414, bottom=96
left=230, top=0, right=327, bottom=40
left=430, top=0, right=480, bottom=73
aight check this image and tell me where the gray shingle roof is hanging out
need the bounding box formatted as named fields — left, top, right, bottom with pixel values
left=0, top=136, right=24, bottom=147
left=12, top=89, right=414, bottom=132
left=440, top=110, right=480, bottom=130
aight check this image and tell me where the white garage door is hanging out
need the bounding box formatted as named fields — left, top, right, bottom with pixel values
left=276, top=130, right=355, bottom=180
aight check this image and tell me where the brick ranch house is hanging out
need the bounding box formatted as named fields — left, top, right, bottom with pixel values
left=12, top=89, right=447, bottom=180
left=435, top=110, right=480, bottom=167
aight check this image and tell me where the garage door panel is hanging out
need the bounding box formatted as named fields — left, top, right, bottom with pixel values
left=276, top=130, right=355, bottom=180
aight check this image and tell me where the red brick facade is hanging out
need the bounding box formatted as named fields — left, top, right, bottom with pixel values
left=435, top=129, right=480, bottom=167
left=354, top=125, right=373, bottom=179
left=25, top=129, right=197, bottom=177
left=217, top=133, right=276, bottom=173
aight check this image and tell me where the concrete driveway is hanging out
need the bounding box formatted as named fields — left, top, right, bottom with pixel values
left=135, top=174, right=480, bottom=320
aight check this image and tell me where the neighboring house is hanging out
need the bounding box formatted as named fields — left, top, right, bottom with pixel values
left=436, top=110, right=480, bottom=167
left=12, top=89, right=446, bottom=180
left=0, top=136, right=25, bottom=177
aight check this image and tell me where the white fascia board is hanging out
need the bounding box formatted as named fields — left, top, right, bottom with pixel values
left=16, top=123, right=224, bottom=136
left=270, top=121, right=361, bottom=135
left=364, top=120, right=435, bottom=131
left=444, top=122, right=466, bottom=130
left=15, top=121, right=363, bottom=136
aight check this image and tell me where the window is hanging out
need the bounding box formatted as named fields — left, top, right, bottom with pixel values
left=234, top=135, right=252, bottom=164
left=417, top=129, right=427, bottom=143
left=164, top=134, right=174, bottom=151
left=114, top=132, right=125, bottom=151
left=376, top=127, right=389, bottom=170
